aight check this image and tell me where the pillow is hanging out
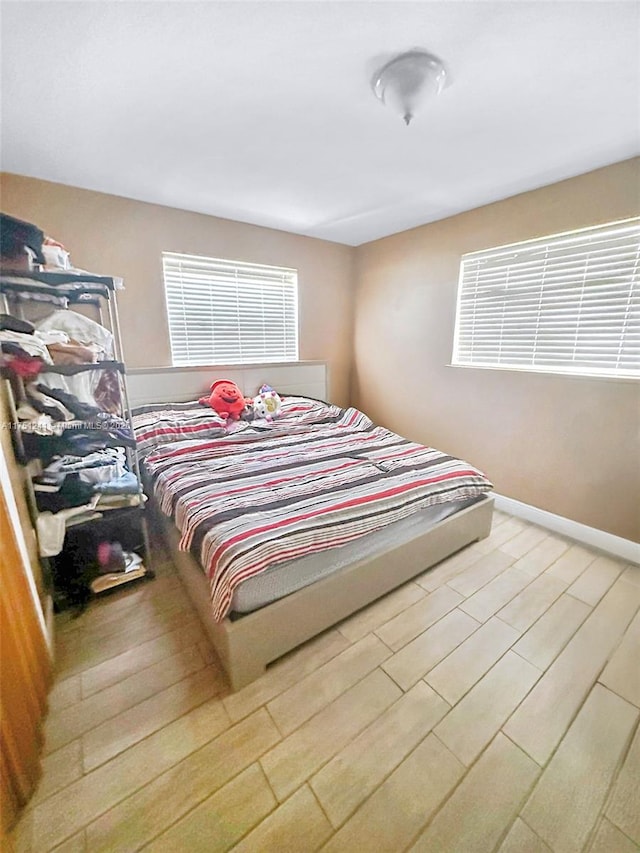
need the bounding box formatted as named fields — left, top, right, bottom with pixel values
left=131, top=402, right=227, bottom=455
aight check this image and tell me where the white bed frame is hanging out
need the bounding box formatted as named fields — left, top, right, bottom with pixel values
left=130, top=363, right=494, bottom=690
left=127, top=361, right=328, bottom=407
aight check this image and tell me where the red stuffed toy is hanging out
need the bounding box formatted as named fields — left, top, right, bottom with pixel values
left=199, top=379, right=249, bottom=421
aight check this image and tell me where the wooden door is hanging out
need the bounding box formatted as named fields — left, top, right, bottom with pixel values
left=0, top=475, right=52, bottom=836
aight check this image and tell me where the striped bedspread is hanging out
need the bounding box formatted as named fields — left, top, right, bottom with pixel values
left=142, top=398, right=492, bottom=620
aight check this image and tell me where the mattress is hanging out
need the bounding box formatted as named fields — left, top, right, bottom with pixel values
left=230, top=496, right=481, bottom=614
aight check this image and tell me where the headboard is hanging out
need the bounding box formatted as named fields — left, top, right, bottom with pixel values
left=126, top=361, right=327, bottom=408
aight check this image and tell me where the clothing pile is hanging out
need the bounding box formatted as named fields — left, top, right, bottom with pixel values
left=1, top=308, right=141, bottom=558
left=1, top=308, right=121, bottom=413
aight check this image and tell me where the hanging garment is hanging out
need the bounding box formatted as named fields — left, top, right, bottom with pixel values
left=35, top=473, right=96, bottom=513
left=93, top=370, right=121, bottom=414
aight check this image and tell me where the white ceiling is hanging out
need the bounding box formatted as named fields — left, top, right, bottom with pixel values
left=1, top=1, right=639, bottom=246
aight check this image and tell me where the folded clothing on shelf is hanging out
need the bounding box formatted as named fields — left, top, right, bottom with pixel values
left=32, top=383, right=102, bottom=420
left=43, top=448, right=127, bottom=484
left=33, top=469, right=66, bottom=489
left=35, top=472, right=95, bottom=513
left=18, top=413, right=69, bottom=436
left=94, top=471, right=139, bottom=496
left=96, top=493, right=145, bottom=510
left=62, top=429, right=136, bottom=453
left=37, top=370, right=101, bottom=409
left=25, top=383, right=76, bottom=421
left=0, top=329, right=54, bottom=363
left=21, top=426, right=136, bottom=463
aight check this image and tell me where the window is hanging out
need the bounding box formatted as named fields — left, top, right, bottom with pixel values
left=163, top=252, right=298, bottom=366
left=452, top=218, right=640, bottom=379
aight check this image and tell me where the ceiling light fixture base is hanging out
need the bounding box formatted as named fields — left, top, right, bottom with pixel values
left=371, top=49, right=449, bottom=125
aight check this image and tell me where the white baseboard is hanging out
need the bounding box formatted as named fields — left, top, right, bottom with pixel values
left=491, top=493, right=640, bottom=566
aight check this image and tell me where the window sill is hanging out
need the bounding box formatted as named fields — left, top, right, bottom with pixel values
left=129, top=360, right=323, bottom=375
left=446, top=363, right=639, bottom=384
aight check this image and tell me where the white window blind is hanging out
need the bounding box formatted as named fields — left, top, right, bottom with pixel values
left=452, top=217, right=640, bottom=378
left=163, top=252, right=299, bottom=366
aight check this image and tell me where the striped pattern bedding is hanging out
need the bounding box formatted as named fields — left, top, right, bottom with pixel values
left=141, top=398, right=492, bottom=620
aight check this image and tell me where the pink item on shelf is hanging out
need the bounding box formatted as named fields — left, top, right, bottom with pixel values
left=97, top=541, right=125, bottom=573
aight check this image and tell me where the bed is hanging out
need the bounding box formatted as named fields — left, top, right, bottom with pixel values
left=130, top=364, right=494, bottom=690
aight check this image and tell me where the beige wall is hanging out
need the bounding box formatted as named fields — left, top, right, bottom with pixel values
left=0, top=173, right=355, bottom=406
left=353, top=158, right=640, bottom=542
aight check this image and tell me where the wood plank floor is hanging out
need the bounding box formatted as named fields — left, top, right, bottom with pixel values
left=9, top=511, right=640, bottom=852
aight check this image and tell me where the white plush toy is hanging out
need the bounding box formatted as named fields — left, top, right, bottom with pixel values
left=252, top=384, right=282, bottom=422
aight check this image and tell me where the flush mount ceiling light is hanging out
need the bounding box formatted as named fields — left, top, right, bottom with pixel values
left=371, top=49, right=449, bottom=125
